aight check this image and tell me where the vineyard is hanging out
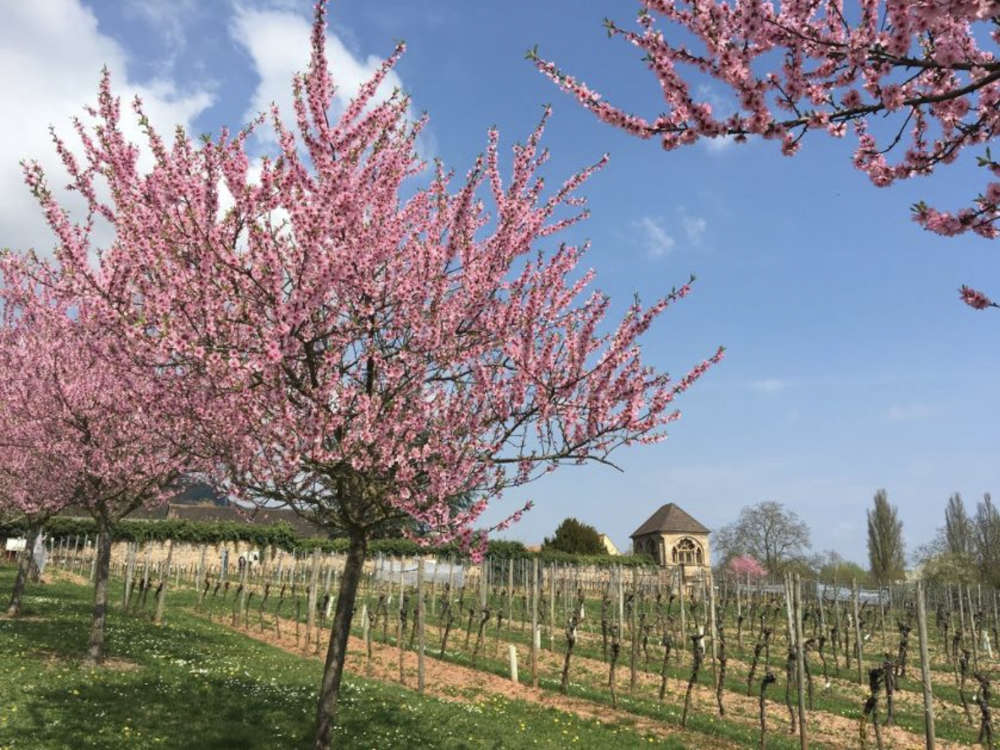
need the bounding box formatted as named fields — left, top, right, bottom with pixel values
left=7, top=533, right=996, bottom=749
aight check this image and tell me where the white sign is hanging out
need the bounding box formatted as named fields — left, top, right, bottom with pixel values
left=4, top=537, right=26, bottom=552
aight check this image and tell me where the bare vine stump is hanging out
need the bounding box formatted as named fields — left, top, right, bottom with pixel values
left=974, top=672, right=993, bottom=749
left=601, top=594, right=610, bottom=662
left=560, top=615, right=578, bottom=694
left=784, top=647, right=798, bottom=735
left=608, top=625, right=621, bottom=708
left=747, top=627, right=771, bottom=696
left=258, top=583, right=270, bottom=631
left=716, top=617, right=727, bottom=716
left=472, top=607, right=490, bottom=662
left=860, top=667, right=885, bottom=750
left=759, top=672, right=777, bottom=750
left=681, top=631, right=705, bottom=728
left=960, top=648, right=974, bottom=725
left=439, top=602, right=454, bottom=657
left=882, top=657, right=895, bottom=726
left=464, top=607, right=475, bottom=650
left=659, top=630, right=673, bottom=702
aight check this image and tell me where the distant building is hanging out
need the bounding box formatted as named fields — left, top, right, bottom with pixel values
left=630, top=503, right=711, bottom=586
left=597, top=533, right=619, bottom=556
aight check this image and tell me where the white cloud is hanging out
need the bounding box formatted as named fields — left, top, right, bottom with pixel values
left=750, top=378, right=787, bottom=393
left=231, top=6, right=407, bottom=145
left=122, top=0, right=201, bottom=69
left=681, top=213, right=707, bottom=245
left=0, top=0, right=213, bottom=256
left=886, top=404, right=934, bottom=421
left=635, top=216, right=675, bottom=258
left=696, top=84, right=736, bottom=154
left=702, top=134, right=736, bottom=153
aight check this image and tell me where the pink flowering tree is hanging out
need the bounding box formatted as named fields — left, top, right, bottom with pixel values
left=728, top=553, right=768, bottom=580
left=0, top=260, right=189, bottom=659
left=26, top=3, right=722, bottom=743
left=532, top=1, right=1000, bottom=305
left=0, top=347, right=76, bottom=616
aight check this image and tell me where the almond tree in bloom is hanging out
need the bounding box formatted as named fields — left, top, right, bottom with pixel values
left=0, top=260, right=188, bottom=661
left=728, top=553, right=768, bottom=580
left=24, top=3, right=722, bottom=743
left=0, top=310, right=76, bottom=615
left=532, top=1, right=1000, bottom=303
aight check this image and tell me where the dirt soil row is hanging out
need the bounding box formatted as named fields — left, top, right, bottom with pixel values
left=213, top=608, right=966, bottom=750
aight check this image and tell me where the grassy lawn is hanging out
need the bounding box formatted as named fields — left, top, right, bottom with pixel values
left=0, top=567, right=682, bottom=749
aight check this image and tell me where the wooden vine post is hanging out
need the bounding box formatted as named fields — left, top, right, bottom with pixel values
left=153, top=539, right=174, bottom=625
left=549, top=563, right=556, bottom=651
left=852, top=578, right=863, bottom=685
left=916, top=581, right=936, bottom=750
left=398, top=564, right=405, bottom=685
left=506, top=558, right=513, bottom=625
left=306, top=548, right=320, bottom=648
left=417, top=557, right=425, bottom=694
left=530, top=557, right=539, bottom=688
left=630, top=566, right=639, bottom=692
left=678, top=567, right=686, bottom=640
left=708, top=570, right=719, bottom=705
left=794, top=573, right=808, bottom=750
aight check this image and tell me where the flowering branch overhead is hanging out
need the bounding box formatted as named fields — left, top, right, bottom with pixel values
left=532, top=1, right=1000, bottom=245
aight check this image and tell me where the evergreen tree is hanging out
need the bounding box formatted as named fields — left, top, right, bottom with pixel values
left=542, top=517, right=605, bottom=555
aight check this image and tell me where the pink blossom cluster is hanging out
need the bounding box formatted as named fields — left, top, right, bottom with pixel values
left=533, top=1, right=1000, bottom=239
left=959, top=284, right=997, bottom=308
left=12, top=0, right=723, bottom=560
left=728, top=554, right=768, bottom=579
left=0, top=257, right=195, bottom=525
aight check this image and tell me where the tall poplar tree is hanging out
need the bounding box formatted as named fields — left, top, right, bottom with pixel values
left=944, top=492, right=974, bottom=557
left=867, top=489, right=905, bottom=584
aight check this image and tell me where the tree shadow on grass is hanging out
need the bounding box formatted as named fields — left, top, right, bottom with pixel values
left=24, top=673, right=314, bottom=749
left=21, top=667, right=493, bottom=749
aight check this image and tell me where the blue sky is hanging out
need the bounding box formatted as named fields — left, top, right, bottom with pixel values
left=2, top=0, right=998, bottom=564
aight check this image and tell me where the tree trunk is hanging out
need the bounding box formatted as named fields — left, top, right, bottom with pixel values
left=6, top=524, right=40, bottom=617
left=87, top=518, right=113, bottom=665
left=313, top=531, right=366, bottom=750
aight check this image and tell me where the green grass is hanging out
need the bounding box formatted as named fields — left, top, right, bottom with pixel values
left=0, top=567, right=686, bottom=749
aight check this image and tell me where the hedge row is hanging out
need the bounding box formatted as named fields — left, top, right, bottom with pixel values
left=0, top=517, right=654, bottom=568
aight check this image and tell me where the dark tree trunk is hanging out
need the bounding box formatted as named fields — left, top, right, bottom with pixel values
left=86, top=518, right=113, bottom=665
left=313, top=530, right=366, bottom=750
left=6, top=524, right=40, bottom=617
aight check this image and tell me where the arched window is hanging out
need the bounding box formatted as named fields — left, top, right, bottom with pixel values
left=672, top=538, right=701, bottom=565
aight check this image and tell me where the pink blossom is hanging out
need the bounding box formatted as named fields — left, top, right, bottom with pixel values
left=959, top=284, right=996, bottom=309
left=535, top=1, right=1000, bottom=241
left=728, top=554, right=767, bottom=579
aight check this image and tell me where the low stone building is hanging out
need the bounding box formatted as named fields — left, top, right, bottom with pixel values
left=630, top=503, right=711, bottom=586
